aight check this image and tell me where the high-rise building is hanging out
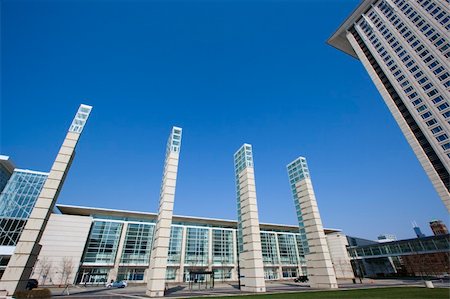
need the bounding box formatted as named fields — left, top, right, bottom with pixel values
left=0, top=170, right=48, bottom=248
left=328, top=0, right=450, bottom=212
left=429, top=219, right=449, bottom=235
left=0, top=156, right=15, bottom=194
left=234, top=144, right=266, bottom=293
left=412, top=221, right=426, bottom=238
left=287, top=157, right=338, bottom=289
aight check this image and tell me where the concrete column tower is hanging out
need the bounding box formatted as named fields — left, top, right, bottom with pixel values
left=234, top=144, right=266, bottom=293
left=0, top=104, right=92, bottom=295
left=287, top=157, right=338, bottom=289
left=146, top=127, right=182, bottom=297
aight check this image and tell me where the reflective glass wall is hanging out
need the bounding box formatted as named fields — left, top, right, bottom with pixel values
left=78, top=217, right=306, bottom=283
left=185, top=227, right=209, bottom=266
left=120, top=223, right=154, bottom=265
left=0, top=170, right=48, bottom=246
left=83, top=221, right=123, bottom=265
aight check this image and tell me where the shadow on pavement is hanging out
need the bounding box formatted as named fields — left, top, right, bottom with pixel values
left=165, top=285, right=186, bottom=295
left=53, top=287, right=108, bottom=297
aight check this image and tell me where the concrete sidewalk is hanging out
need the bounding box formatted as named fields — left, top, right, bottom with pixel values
left=49, top=278, right=450, bottom=298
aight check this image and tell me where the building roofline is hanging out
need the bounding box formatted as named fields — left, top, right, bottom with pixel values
left=56, top=204, right=341, bottom=234
left=234, top=143, right=252, bottom=157
left=348, top=233, right=450, bottom=248
left=287, top=156, right=306, bottom=168
left=0, top=155, right=16, bottom=174
left=327, top=0, right=375, bottom=58
left=14, top=169, right=49, bottom=176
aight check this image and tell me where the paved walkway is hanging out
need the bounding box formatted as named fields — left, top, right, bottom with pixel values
left=49, top=278, right=450, bottom=298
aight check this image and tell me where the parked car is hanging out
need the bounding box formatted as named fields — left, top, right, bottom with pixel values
left=294, top=276, right=309, bottom=283
left=106, top=280, right=128, bottom=288
left=26, top=279, right=39, bottom=290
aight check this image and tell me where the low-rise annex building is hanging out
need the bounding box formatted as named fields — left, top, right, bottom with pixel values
left=20, top=204, right=353, bottom=286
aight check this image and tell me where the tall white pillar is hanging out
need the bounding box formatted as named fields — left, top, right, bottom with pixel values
left=234, top=144, right=266, bottom=293
left=146, top=127, right=182, bottom=297
left=0, top=104, right=92, bottom=295
left=287, top=157, right=337, bottom=289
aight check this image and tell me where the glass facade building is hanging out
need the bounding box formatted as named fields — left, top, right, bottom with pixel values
left=66, top=205, right=315, bottom=284
left=328, top=0, right=450, bottom=212
left=0, top=169, right=48, bottom=246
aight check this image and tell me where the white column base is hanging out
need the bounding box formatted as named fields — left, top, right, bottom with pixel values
left=146, top=290, right=165, bottom=297
left=241, top=285, right=266, bottom=292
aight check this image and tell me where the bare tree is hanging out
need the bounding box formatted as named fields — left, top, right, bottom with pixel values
left=59, top=257, right=74, bottom=286
left=35, top=257, right=52, bottom=285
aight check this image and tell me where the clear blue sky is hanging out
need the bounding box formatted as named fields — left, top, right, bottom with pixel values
left=1, top=0, right=448, bottom=241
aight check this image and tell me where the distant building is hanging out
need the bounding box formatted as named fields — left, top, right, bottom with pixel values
left=402, top=252, right=450, bottom=277
left=377, top=234, right=397, bottom=243
left=430, top=220, right=449, bottom=236
left=412, top=221, right=426, bottom=238
left=0, top=156, right=15, bottom=194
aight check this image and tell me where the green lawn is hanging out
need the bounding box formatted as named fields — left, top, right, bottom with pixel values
left=190, top=287, right=449, bottom=299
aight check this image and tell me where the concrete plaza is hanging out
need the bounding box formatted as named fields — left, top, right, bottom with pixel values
left=49, top=278, right=450, bottom=299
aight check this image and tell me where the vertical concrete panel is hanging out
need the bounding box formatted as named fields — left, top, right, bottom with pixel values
left=31, top=214, right=93, bottom=286
left=325, top=232, right=354, bottom=279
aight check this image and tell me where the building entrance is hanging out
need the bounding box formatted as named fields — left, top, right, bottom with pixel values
left=187, top=271, right=214, bottom=290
